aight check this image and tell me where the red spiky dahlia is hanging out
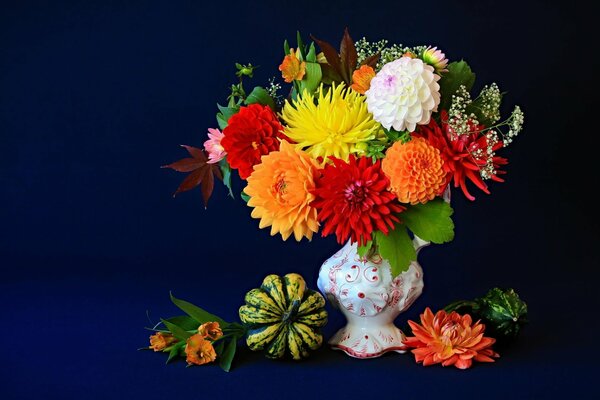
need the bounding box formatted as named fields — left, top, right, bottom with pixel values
left=417, top=111, right=508, bottom=200
left=312, top=156, right=404, bottom=246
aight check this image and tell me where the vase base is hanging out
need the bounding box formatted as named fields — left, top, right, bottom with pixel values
left=328, top=324, right=408, bottom=359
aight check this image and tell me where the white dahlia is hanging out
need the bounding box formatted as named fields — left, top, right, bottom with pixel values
left=365, top=57, right=441, bottom=132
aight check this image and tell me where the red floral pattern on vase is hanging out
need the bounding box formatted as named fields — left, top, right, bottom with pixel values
left=318, top=240, right=425, bottom=358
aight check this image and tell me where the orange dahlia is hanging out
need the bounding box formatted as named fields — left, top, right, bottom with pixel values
left=382, top=137, right=446, bottom=204
left=350, top=65, right=376, bottom=94
left=404, top=308, right=499, bottom=369
left=184, top=334, right=217, bottom=366
left=245, top=140, right=319, bottom=241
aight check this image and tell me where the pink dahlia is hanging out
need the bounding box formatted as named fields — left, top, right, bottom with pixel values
left=203, top=128, right=226, bottom=164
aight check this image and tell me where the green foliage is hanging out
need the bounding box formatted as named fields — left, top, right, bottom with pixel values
left=161, top=315, right=201, bottom=331
left=161, top=318, right=193, bottom=341
left=235, top=63, right=257, bottom=78
left=401, top=198, right=455, bottom=244
left=306, top=42, right=317, bottom=62
left=240, top=190, right=250, bottom=203
left=375, top=225, right=416, bottom=276
left=244, top=86, right=275, bottom=109
left=219, top=339, right=237, bottom=372
left=216, top=104, right=239, bottom=129
left=170, top=292, right=228, bottom=326
left=357, top=240, right=373, bottom=257
left=439, top=61, right=476, bottom=112
left=298, top=61, right=322, bottom=95
left=296, top=31, right=306, bottom=59
left=166, top=342, right=185, bottom=364
left=219, top=159, right=234, bottom=198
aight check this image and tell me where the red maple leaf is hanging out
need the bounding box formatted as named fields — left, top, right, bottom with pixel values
left=162, top=145, right=223, bottom=207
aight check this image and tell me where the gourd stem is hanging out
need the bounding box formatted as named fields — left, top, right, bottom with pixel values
left=443, top=300, right=478, bottom=313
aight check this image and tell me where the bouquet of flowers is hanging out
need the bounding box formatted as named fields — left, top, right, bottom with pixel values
left=164, top=29, right=524, bottom=276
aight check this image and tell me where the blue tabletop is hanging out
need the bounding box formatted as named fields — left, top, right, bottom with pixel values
left=1, top=0, right=596, bottom=398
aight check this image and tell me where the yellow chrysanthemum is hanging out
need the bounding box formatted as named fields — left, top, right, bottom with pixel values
left=281, top=84, right=382, bottom=162
left=245, top=140, right=319, bottom=241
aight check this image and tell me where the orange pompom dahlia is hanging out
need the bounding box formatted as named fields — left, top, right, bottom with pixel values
left=403, top=308, right=499, bottom=369
left=245, top=140, right=319, bottom=241
left=184, top=334, right=217, bottom=366
left=382, top=137, right=446, bottom=204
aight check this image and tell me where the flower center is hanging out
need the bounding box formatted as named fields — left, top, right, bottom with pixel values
left=440, top=321, right=460, bottom=345
left=272, top=176, right=288, bottom=202
left=344, top=180, right=367, bottom=205
left=252, top=141, right=260, bottom=150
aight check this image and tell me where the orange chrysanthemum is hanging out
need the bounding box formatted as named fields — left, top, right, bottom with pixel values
left=245, top=140, right=319, bottom=241
left=350, top=65, right=376, bottom=94
left=382, top=137, right=446, bottom=204
left=279, top=48, right=306, bottom=83
left=149, top=332, right=178, bottom=352
left=403, top=308, right=499, bottom=369
left=198, top=322, right=223, bottom=341
left=184, top=334, right=217, bottom=366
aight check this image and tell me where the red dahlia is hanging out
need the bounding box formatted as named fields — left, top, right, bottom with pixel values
left=312, top=156, right=404, bottom=246
left=417, top=111, right=508, bottom=201
left=221, top=104, right=287, bottom=179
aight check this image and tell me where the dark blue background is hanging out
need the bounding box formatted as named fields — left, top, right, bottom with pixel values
left=1, top=0, right=597, bottom=398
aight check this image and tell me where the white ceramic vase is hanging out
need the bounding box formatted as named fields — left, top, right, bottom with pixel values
left=317, top=237, right=429, bottom=358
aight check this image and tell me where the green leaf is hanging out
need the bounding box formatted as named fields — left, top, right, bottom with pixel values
left=216, top=113, right=228, bottom=130
left=166, top=342, right=185, bottom=364
left=162, top=315, right=201, bottom=331
left=375, top=225, right=416, bottom=276
left=298, top=62, right=322, bottom=95
left=217, top=104, right=238, bottom=123
left=357, top=240, right=373, bottom=257
left=306, top=42, right=317, bottom=63
left=296, top=31, right=306, bottom=59
left=244, top=86, right=275, bottom=109
left=241, top=190, right=250, bottom=203
left=439, top=61, right=476, bottom=111
left=219, top=339, right=237, bottom=372
left=161, top=318, right=193, bottom=341
left=214, top=340, right=225, bottom=356
left=170, top=292, right=228, bottom=326
left=219, top=159, right=234, bottom=198
left=401, top=198, right=454, bottom=244
left=283, top=39, right=290, bottom=55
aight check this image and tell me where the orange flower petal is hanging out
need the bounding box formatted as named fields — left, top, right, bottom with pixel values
left=350, top=65, right=376, bottom=94
left=279, top=48, right=306, bottom=83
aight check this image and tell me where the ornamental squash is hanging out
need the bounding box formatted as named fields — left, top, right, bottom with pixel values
left=239, top=273, right=327, bottom=360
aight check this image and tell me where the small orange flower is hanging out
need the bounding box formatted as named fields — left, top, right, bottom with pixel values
left=403, top=308, right=499, bottom=369
left=382, top=137, right=446, bottom=204
left=279, top=48, right=306, bottom=83
left=198, top=322, right=223, bottom=341
left=185, top=334, right=217, bottom=366
left=149, top=332, right=178, bottom=352
left=351, top=65, right=376, bottom=94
